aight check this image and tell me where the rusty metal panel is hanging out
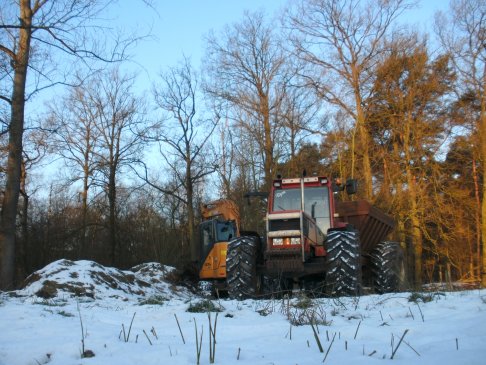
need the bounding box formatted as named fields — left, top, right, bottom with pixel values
left=335, top=200, right=395, bottom=253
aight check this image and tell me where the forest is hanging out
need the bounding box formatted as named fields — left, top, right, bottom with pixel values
left=0, top=0, right=484, bottom=290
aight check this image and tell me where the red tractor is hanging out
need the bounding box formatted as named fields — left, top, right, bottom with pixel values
left=226, top=175, right=405, bottom=299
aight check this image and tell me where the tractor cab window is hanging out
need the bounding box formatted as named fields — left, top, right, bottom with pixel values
left=272, top=186, right=331, bottom=233
left=304, top=187, right=331, bottom=233
left=273, top=189, right=302, bottom=211
left=215, top=220, right=237, bottom=242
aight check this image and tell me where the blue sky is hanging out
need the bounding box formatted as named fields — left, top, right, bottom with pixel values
left=112, top=1, right=289, bottom=89
left=27, top=0, right=451, bottom=197
left=111, top=0, right=449, bottom=92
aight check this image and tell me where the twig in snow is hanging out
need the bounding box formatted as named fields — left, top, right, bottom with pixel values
left=416, top=303, right=424, bottom=322
left=322, top=332, right=336, bottom=363
left=309, top=316, right=324, bottom=353
left=174, top=313, right=185, bottom=344
left=194, top=318, right=203, bottom=365
left=208, top=312, right=218, bottom=364
left=354, top=320, right=362, bottom=339
left=143, top=330, right=153, bottom=345
left=77, top=302, right=86, bottom=355
left=127, top=312, right=136, bottom=342
left=402, top=338, right=421, bottom=357
left=390, top=329, right=409, bottom=359
left=151, top=326, right=158, bottom=339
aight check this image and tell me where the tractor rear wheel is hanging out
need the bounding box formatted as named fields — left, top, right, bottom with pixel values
left=226, top=236, right=260, bottom=300
left=326, top=229, right=362, bottom=296
left=371, top=241, right=406, bottom=294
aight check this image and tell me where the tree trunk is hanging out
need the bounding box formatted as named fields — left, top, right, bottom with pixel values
left=81, top=128, right=92, bottom=258
left=404, top=115, right=422, bottom=286
left=472, top=159, right=481, bottom=281
left=108, top=169, right=117, bottom=266
left=355, top=89, right=372, bottom=200
left=261, top=93, right=273, bottom=190
left=0, top=1, right=32, bottom=290
left=81, top=173, right=89, bottom=258
left=18, top=160, right=28, bottom=282
left=479, top=61, right=486, bottom=288
left=186, top=157, right=196, bottom=263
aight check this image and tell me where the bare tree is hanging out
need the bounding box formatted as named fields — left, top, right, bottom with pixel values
left=90, top=68, right=146, bottom=266
left=278, top=82, right=321, bottom=176
left=213, top=118, right=236, bottom=198
left=0, top=0, right=137, bottom=289
left=49, top=77, right=102, bottom=257
left=287, top=0, right=414, bottom=199
left=17, top=127, right=49, bottom=279
left=150, top=58, right=218, bottom=263
left=204, top=10, right=288, bottom=190
left=435, top=0, right=486, bottom=286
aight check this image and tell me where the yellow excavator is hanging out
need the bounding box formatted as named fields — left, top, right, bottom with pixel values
left=197, top=199, right=240, bottom=290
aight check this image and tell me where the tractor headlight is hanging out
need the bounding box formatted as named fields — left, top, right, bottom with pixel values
left=273, top=238, right=283, bottom=246
left=290, top=237, right=300, bottom=245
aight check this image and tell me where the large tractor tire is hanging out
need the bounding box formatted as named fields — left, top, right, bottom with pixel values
left=326, top=229, right=362, bottom=296
left=371, top=241, right=406, bottom=294
left=226, top=236, right=260, bottom=300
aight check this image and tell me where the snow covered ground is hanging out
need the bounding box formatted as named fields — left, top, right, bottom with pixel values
left=1, top=259, right=485, bottom=365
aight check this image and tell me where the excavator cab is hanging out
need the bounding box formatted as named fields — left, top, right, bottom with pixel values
left=198, top=218, right=237, bottom=280
left=197, top=200, right=240, bottom=281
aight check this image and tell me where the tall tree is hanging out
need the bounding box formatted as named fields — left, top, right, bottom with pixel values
left=287, top=0, right=414, bottom=199
left=49, top=79, right=101, bottom=257
left=435, top=0, right=486, bottom=286
left=366, top=38, right=455, bottom=285
left=204, top=10, right=287, bottom=190
left=91, top=68, right=146, bottom=266
left=0, top=0, right=135, bottom=289
left=151, top=58, right=218, bottom=262
left=278, top=79, right=321, bottom=176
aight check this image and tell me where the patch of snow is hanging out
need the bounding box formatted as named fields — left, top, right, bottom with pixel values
left=16, top=259, right=190, bottom=301
left=1, top=260, right=485, bottom=365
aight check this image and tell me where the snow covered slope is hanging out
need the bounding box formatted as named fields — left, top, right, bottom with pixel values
left=1, top=260, right=485, bottom=365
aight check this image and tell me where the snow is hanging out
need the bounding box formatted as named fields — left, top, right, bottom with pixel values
left=1, top=260, right=485, bottom=365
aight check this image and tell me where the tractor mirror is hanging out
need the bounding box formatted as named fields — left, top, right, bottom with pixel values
left=345, top=179, right=358, bottom=195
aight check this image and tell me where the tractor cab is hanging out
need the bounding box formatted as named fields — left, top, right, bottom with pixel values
left=264, top=176, right=336, bottom=270
left=271, top=178, right=332, bottom=235
left=264, top=176, right=354, bottom=274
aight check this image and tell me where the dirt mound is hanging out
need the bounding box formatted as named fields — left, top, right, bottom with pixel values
left=18, top=259, right=190, bottom=301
